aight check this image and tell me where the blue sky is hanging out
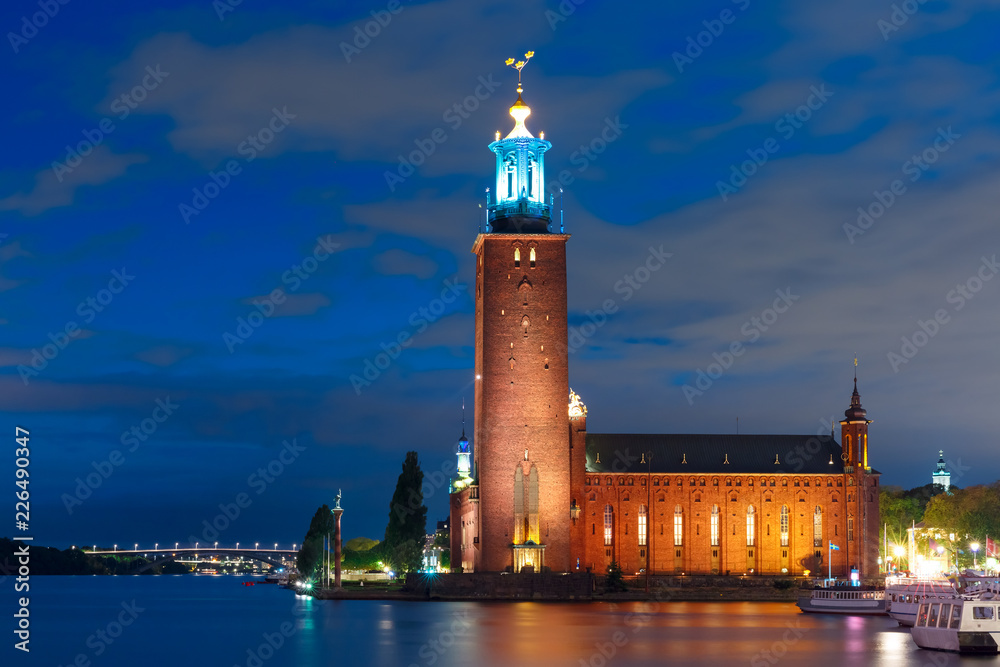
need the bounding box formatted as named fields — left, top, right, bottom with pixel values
left=2, top=0, right=999, bottom=548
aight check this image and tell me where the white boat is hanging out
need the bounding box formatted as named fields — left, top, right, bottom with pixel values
left=911, top=583, right=1000, bottom=654
left=796, top=582, right=886, bottom=615
left=886, top=579, right=954, bottom=626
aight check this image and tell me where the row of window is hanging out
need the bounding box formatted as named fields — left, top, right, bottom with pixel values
left=586, top=476, right=848, bottom=488
left=597, top=504, right=853, bottom=548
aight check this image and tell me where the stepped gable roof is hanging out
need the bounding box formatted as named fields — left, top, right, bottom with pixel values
left=585, top=433, right=879, bottom=475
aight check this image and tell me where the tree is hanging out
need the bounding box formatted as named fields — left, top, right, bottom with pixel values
left=383, top=451, right=427, bottom=572
left=605, top=560, right=627, bottom=593
left=296, top=504, right=335, bottom=579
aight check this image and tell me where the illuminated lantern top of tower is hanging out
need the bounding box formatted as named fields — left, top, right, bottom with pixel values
left=486, top=51, right=553, bottom=233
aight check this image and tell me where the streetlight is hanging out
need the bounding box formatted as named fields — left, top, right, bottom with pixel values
left=972, top=543, right=980, bottom=568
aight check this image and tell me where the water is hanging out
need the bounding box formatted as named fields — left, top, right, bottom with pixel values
left=12, top=575, right=994, bottom=666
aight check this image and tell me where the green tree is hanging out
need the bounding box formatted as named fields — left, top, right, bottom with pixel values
left=382, top=451, right=427, bottom=572
left=296, top=504, right=335, bottom=579
left=605, top=561, right=627, bottom=592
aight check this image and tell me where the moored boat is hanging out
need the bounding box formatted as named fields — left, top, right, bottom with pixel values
left=797, top=582, right=886, bottom=615
left=911, top=583, right=1000, bottom=654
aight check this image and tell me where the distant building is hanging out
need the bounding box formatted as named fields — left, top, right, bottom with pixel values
left=931, top=450, right=951, bottom=491
left=448, top=63, right=881, bottom=580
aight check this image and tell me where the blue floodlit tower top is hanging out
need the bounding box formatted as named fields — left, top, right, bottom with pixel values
left=486, top=51, right=553, bottom=234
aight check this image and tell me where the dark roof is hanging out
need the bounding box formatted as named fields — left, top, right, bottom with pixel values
left=585, top=433, right=875, bottom=475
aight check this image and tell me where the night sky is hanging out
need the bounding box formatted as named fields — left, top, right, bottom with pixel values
left=3, top=0, right=998, bottom=549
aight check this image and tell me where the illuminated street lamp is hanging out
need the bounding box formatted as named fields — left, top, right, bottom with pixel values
left=972, top=543, right=980, bottom=568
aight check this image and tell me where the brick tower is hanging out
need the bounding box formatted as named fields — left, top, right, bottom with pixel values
left=839, top=361, right=880, bottom=580
left=471, top=53, right=572, bottom=573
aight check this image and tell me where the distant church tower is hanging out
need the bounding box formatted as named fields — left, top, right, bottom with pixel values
left=932, top=451, right=951, bottom=491
left=472, top=53, right=572, bottom=573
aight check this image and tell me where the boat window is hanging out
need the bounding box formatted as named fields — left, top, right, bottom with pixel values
left=973, top=607, right=994, bottom=620
left=918, top=604, right=929, bottom=627
left=950, top=605, right=962, bottom=629
left=938, top=604, right=950, bottom=627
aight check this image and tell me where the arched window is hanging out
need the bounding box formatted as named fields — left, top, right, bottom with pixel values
left=604, top=504, right=613, bottom=546
left=813, top=506, right=822, bottom=547
left=780, top=505, right=789, bottom=547
left=638, top=505, right=647, bottom=547
left=710, top=505, right=720, bottom=547
left=529, top=247, right=536, bottom=268
left=746, top=506, right=755, bottom=546
left=514, top=247, right=520, bottom=267
left=673, top=505, right=683, bottom=547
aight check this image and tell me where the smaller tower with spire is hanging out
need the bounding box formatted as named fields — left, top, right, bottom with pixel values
left=932, top=450, right=951, bottom=491
left=840, top=357, right=871, bottom=471
left=454, top=400, right=473, bottom=489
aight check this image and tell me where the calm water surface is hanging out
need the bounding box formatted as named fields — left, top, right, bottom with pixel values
left=14, top=575, right=996, bottom=666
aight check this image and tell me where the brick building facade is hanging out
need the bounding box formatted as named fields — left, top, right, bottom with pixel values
left=449, top=65, right=880, bottom=579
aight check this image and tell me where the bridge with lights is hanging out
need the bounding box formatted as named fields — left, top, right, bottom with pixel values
left=83, top=543, right=299, bottom=570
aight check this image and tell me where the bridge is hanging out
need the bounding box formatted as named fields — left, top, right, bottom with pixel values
left=84, top=544, right=299, bottom=571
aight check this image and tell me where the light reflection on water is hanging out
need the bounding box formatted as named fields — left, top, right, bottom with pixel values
left=23, top=577, right=997, bottom=667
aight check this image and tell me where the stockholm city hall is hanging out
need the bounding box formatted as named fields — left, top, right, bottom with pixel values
left=449, top=54, right=880, bottom=579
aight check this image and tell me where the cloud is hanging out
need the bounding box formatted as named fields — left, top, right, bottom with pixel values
left=0, top=146, right=146, bottom=216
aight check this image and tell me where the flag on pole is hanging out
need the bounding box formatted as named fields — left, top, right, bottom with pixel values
left=830, top=542, right=840, bottom=551
left=987, top=536, right=996, bottom=558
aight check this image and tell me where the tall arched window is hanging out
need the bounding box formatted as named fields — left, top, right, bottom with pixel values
left=604, top=504, right=613, bottom=546
left=673, top=505, right=683, bottom=547
left=638, top=505, right=647, bottom=547
left=813, top=506, right=822, bottom=547
left=780, top=505, right=789, bottom=547
left=746, top=506, right=755, bottom=546
left=514, top=247, right=520, bottom=267
left=710, top=505, right=720, bottom=547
